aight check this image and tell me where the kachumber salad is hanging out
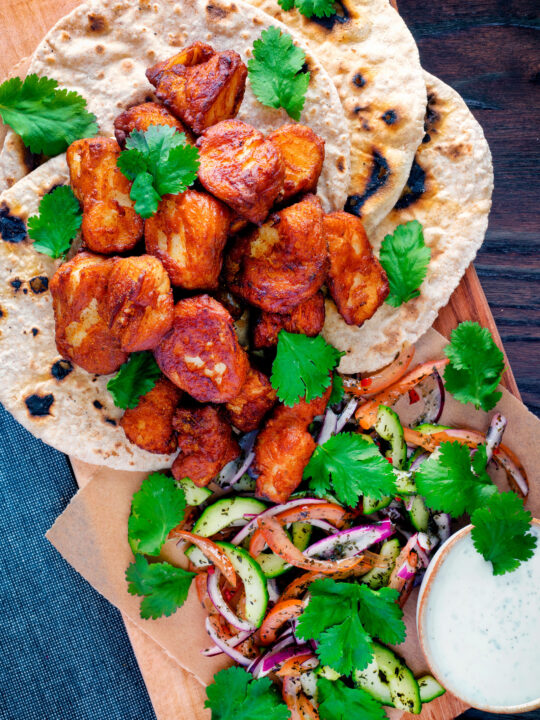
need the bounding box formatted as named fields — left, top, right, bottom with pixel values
left=0, top=0, right=536, bottom=717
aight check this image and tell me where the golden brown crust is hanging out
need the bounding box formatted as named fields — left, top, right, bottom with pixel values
left=113, top=102, right=188, bottom=149
left=267, top=124, right=325, bottom=202
left=120, top=376, right=182, bottom=454
left=107, top=255, right=174, bottom=352
left=253, top=291, right=325, bottom=348
left=154, top=295, right=249, bottom=403
left=196, top=119, right=284, bottom=224
left=66, top=137, right=143, bottom=254
left=49, top=252, right=128, bottom=374
left=324, top=211, right=389, bottom=326
left=172, top=405, right=240, bottom=487
left=225, top=366, right=276, bottom=432
left=224, top=195, right=327, bottom=314
left=144, top=190, right=231, bottom=289
left=147, top=44, right=247, bottom=134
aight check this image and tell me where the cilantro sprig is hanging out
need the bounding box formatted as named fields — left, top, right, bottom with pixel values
left=205, top=667, right=289, bottom=720
left=107, top=351, right=161, bottom=409
left=0, top=74, right=97, bottom=155
left=117, top=125, right=199, bottom=218
left=278, top=0, right=336, bottom=18
left=128, top=473, right=186, bottom=556
left=296, top=579, right=405, bottom=675
left=126, top=554, right=195, bottom=620
left=379, top=220, right=431, bottom=307
left=271, top=331, right=343, bottom=406
left=317, top=677, right=387, bottom=720
left=27, top=185, right=82, bottom=259
left=444, top=321, right=505, bottom=411
left=248, top=27, right=310, bottom=121
left=304, top=433, right=396, bottom=506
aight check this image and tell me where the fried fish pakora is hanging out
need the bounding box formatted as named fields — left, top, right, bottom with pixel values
left=253, top=291, right=325, bottom=348
left=147, top=43, right=247, bottom=134
left=196, top=119, right=284, bottom=224
left=324, top=212, right=389, bottom=326
left=113, top=102, right=188, bottom=148
left=225, top=366, right=276, bottom=432
left=66, top=138, right=143, bottom=254
left=50, top=252, right=127, bottom=374
left=107, top=255, right=174, bottom=352
left=172, top=405, right=240, bottom=487
left=144, top=190, right=231, bottom=289
left=225, top=195, right=327, bottom=314
left=267, top=124, right=325, bottom=202
left=255, top=387, right=331, bottom=503
left=120, top=376, right=181, bottom=454
left=154, top=295, right=248, bottom=403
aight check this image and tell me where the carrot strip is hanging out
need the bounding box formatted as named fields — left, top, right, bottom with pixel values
left=343, top=343, right=415, bottom=397
left=259, top=599, right=305, bottom=645
left=276, top=653, right=317, bottom=677
left=170, top=530, right=237, bottom=587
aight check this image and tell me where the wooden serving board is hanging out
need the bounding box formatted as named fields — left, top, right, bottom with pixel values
left=0, top=2, right=520, bottom=718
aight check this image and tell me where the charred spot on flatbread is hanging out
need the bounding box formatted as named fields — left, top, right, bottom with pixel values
left=337, top=156, right=346, bottom=173
left=206, top=2, right=229, bottom=19
left=29, top=276, right=49, bottom=294
left=344, top=150, right=390, bottom=217
left=0, top=205, right=27, bottom=244
left=394, top=159, right=426, bottom=210
left=31, top=328, right=38, bottom=336
left=25, top=393, right=54, bottom=417
left=381, top=110, right=397, bottom=125
left=51, top=359, right=73, bottom=381
left=10, top=279, right=23, bottom=292
left=311, top=0, right=350, bottom=30
left=352, top=73, right=366, bottom=88
left=0, top=307, right=5, bottom=319
left=93, top=400, right=104, bottom=409
left=87, top=12, right=108, bottom=33
left=105, top=417, right=117, bottom=426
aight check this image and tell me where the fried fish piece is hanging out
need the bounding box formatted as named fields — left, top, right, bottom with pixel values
left=225, top=366, right=276, bottom=432
left=120, top=376, right=182, bottom=454
left=50, top=252, right=127, bottom=374
left=154, top=295, right=248, bottom=403
left=113, top=102, right=188, bottom=148
left=255, top=387, right=331, bottom=503
left=196, top=120, right=285, bottom=224
left=253, top=291, right=325, bottom=348
left=267, top=124, right=325, bottom=202
left=324, top=212, right=389, bottom=326
left=147, top=43, right=247, bottom=134
left=144, top=190, right=231, bottom=289
left=67, top=138, right=143, bottom=254
left=107, top=255, right=174, bottom=352
left=225, top=195, right=327, bottom=314
left=172, top=405, right=240, bottom=487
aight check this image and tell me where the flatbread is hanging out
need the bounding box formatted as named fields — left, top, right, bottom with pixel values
left=323, top=72, right=494, bottom=373
left=247, top=0, right=427, bottom=232
left=0, top=0, right=351, bottom=213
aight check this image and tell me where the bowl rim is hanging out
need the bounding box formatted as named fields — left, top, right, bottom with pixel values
left=416, top=517, right=540, bottom=714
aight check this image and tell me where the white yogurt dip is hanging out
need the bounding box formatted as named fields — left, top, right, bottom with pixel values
left=418, top=523, right=540, bottom=710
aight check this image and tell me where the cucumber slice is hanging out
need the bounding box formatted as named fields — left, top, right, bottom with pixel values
left=216, top=542, right=268, bottom=627
left=184, top=545, right=210, bottom=567
left=363, top=495, right=392, bottom=515
left=418, top=675, right=446, bottom=702
left=362, top=538, right=401, bottom=589
left=317, top=665, right=341, bottom=681
left=233, top=474, right=257, bottom=492
left=256, top=522, right=312, bottom=578
left=192, top=497, right=267, bottom=537
left=375, top=405, right=406, bottom=470
left=176, top=478, right=212, bottom=506
left=408, top=495, right=429, bottom=532
left=300, top=670, right=318, bottom=702
left=353, top=656, right=393, bottom=706
left=394, top=470, right=417, bottom=495
left=292, top=522, right=312, bottom=551
left=414, top=423, right=451, bottom=434
left=373, top=643, right=421, bottom=714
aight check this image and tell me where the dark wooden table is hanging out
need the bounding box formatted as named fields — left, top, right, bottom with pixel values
left=400, top=0, right=540, bottom=420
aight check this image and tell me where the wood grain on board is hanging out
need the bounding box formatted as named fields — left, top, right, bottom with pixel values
left=1, top=1, right=537, bottom=719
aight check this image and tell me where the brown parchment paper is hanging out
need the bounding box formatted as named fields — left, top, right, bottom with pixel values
left=46, top=327, right=540, bottom=719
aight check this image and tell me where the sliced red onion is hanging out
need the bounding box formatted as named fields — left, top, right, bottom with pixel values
left=255, top=643, right=314, bottom=678
left=397, top=558, right=417, bottom=580
left=309, top=519, right=339, bottom=534
left=304, top=519, right=394, bottom=559
left=204, top=617, right=254, bottom=667
left=433, top=513, right=451, bottom=542
left=216, top=431, right=258, bottom=486
left=267, top=578, right=280, bottom=604
left=335, top=399, right=358, bottom=434
left=409, top=452, right=429, bottom=471
left=202, top=627, right=254, bottom=657
left=485, top=413, right=507, bottom=462
left=417, top=369, right=445, bottom=424
left=207, top=570, right=255, bottom=631
left=416, top=531, right=438, bottom=553
left=231, top=498, right=325, bottom=546
left=317, top=409, right=337, bottom=444
left=229, top=451, right=255, bottom=486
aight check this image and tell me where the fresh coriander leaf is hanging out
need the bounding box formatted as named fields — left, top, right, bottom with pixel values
left=107, top=351, right=161, bottom=409
left=317, top=677, right=388, bottom=720
left=356, top=585, right=405, bottom=646
left=304, top=433, right=396, bottom=506
left=277, top=0, right=295, bottom=9
left=117, top=125, right=199, bottom=218
left=205, top=667, right=290, bottom=720
left=415, top=441, right=497, bottom=517
left=318, top=615, right=372, bottom=676
left=294, top=0, right=336, bottom=18
left=0, top=74, right=97, bottom=155
left=128, top=473, right=186, bottom=556
left=379, top=220, right=431, bottom=307
left=126, top=554, right=195, bottom=619
left=471, top=492, right=537, bottom=575
left=329, top=373, right=344, bottom=405
left=248, top=27, right=310, bottom=121
left=271, top=331, right=343, bottom=406
left=444, top=322, right=505, bottom=411
left=27, top=185, right=82, bottom=258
